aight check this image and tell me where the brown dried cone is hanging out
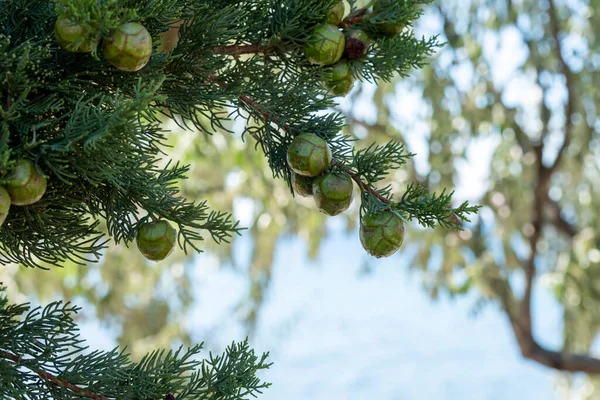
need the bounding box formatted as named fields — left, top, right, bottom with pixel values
left=303, top=24, right=345, bottom=66
left=136, top=220, right=177, bottom=261
left=0, top=186, right=10, bottom=227
left=326, top=1, right=345, bottom=25
left=291, top=172, right=314, bottom=197
left=313, top=171, right=354, bottom=216
left=54, top=17, right=98, bottom=52
left=359, top=210, right=405, bottom=258
left=286, top=134, right=332, bottom=177
left=343, top=30, right=371, bottom=60
left=5, top=159, right=47, bottom=206
left=103, top=22, right=153, bottom=72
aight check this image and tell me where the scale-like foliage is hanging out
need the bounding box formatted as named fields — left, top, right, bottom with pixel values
left=0, top=0, right=481, bottom=396
left=0, top=0, right=477, bottom=268
left=0, top=286, right=271, bottom=399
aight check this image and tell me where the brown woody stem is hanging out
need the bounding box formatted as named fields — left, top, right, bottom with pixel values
left=213, top=44, right=275, bottom=55
left=1, top=349, right=112, bottom=400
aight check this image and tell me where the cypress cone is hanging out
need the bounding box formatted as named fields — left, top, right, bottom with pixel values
left=324, top=76, right=354, bottom=96
left=313, top=172, right=354, bottom=216
left=323, top=60, right=354, bottom=96
left=0, top=186, right=10, bottom=227
left=136, top=220, right=177, bottom=261
left=303, top=24, right=345, bottom=66
left=371, top=0, right=405, bottom=37
left=287, top=134, right=332, bottom=177
left=103, top=22, right=153, bottom=72
left=324, top=59, right=351, bottom=81
left=326, top=1, right=345, bottom=25
left=54, top=17, right=97, bottom=52
left=5, top=159, right=47, bottom=206
left=360, top=210, right=405, bottom=258
left=291, top=172, right=314, bottom=197
left=344, top=30, right=371, bottom=60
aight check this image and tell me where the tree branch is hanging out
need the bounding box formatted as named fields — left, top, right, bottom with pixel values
left=547, top=199, right=578, bottom=238
left=212, top=43, right=276, bottom=55
left=487, top=274, right=600, bottom=373
left=521, top=0, right=575, bottom=338
left=520, top=158, right=549, bottom=333
left=208, top=10, right=370, bottom=55
left=502, top=0, right=600, bottom=373
left=507, top=318, right=600, bottom=373
left=547, top=0, right=575, bottom=175
left=0, top=349, right=112, bottom=400
left=204, top=74, right=392, bottom=205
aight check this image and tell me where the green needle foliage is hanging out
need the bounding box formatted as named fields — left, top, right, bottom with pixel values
left=0, top=286, right=271, bottom=399
left=0, top=0, right=477, bottom=268
left=0, top=0, right=479, bottom=396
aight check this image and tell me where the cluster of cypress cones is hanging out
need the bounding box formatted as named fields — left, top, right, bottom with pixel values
left=287, top=133, right=405, bottom=259
left=53, top=2, right=407, bottom=261
left=55, top=16, right=175, bottom=261
left=55, top=17, right=153, bottom=72
left=303, top=0, right=407, bottom=96
left=296, top=1, right=407, bottom=258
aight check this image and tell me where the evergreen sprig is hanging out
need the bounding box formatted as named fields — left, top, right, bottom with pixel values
left=1, top=0, right=477, bottom=265
left=0, top=286, right=271, bottom=399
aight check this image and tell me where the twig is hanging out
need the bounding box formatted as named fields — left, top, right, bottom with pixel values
left=1, top=349, right=112, bottom=400
left=343, top=166, right=390, bottom=203
left=161, top=8, right=369, bottom=58
left=339, top=8, right=369, bottom=28
left=209, top=76, right=392, bottom=204
left=213, top=44, right=276, bottom=55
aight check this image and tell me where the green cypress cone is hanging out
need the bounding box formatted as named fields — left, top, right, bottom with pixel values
left=287, top=134, right=332, bottom=177
left=323, top=60, right=354, bottom=96
left=324, top=76, right=354, bottom=96
left=303, top=24, right=345, bottom=66
left=371, top=0, right=405, bottom=37
left=103, top=22, right=153, bottom=72
left=136, top=220, right=177, bottom=261
left=5, top=159, right=47, bottom=206
left=54, top=17, right=97, bottom=52
left=0, top=186, right=10, bottom=227
left=360, top=210, right=405, bottom=258
left=313, top=172, right=354, bottom=216
left=326, top=1, right=345, bottom=25
left=291, top=172, right=315, bottom=197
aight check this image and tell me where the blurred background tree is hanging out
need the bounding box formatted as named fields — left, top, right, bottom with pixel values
left=3, top=0, right=600, bottom=396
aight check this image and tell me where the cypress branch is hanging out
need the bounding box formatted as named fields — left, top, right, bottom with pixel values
left=0, top=286, right=271, bottom=399
left=0, top=0, right=483, bottom=396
